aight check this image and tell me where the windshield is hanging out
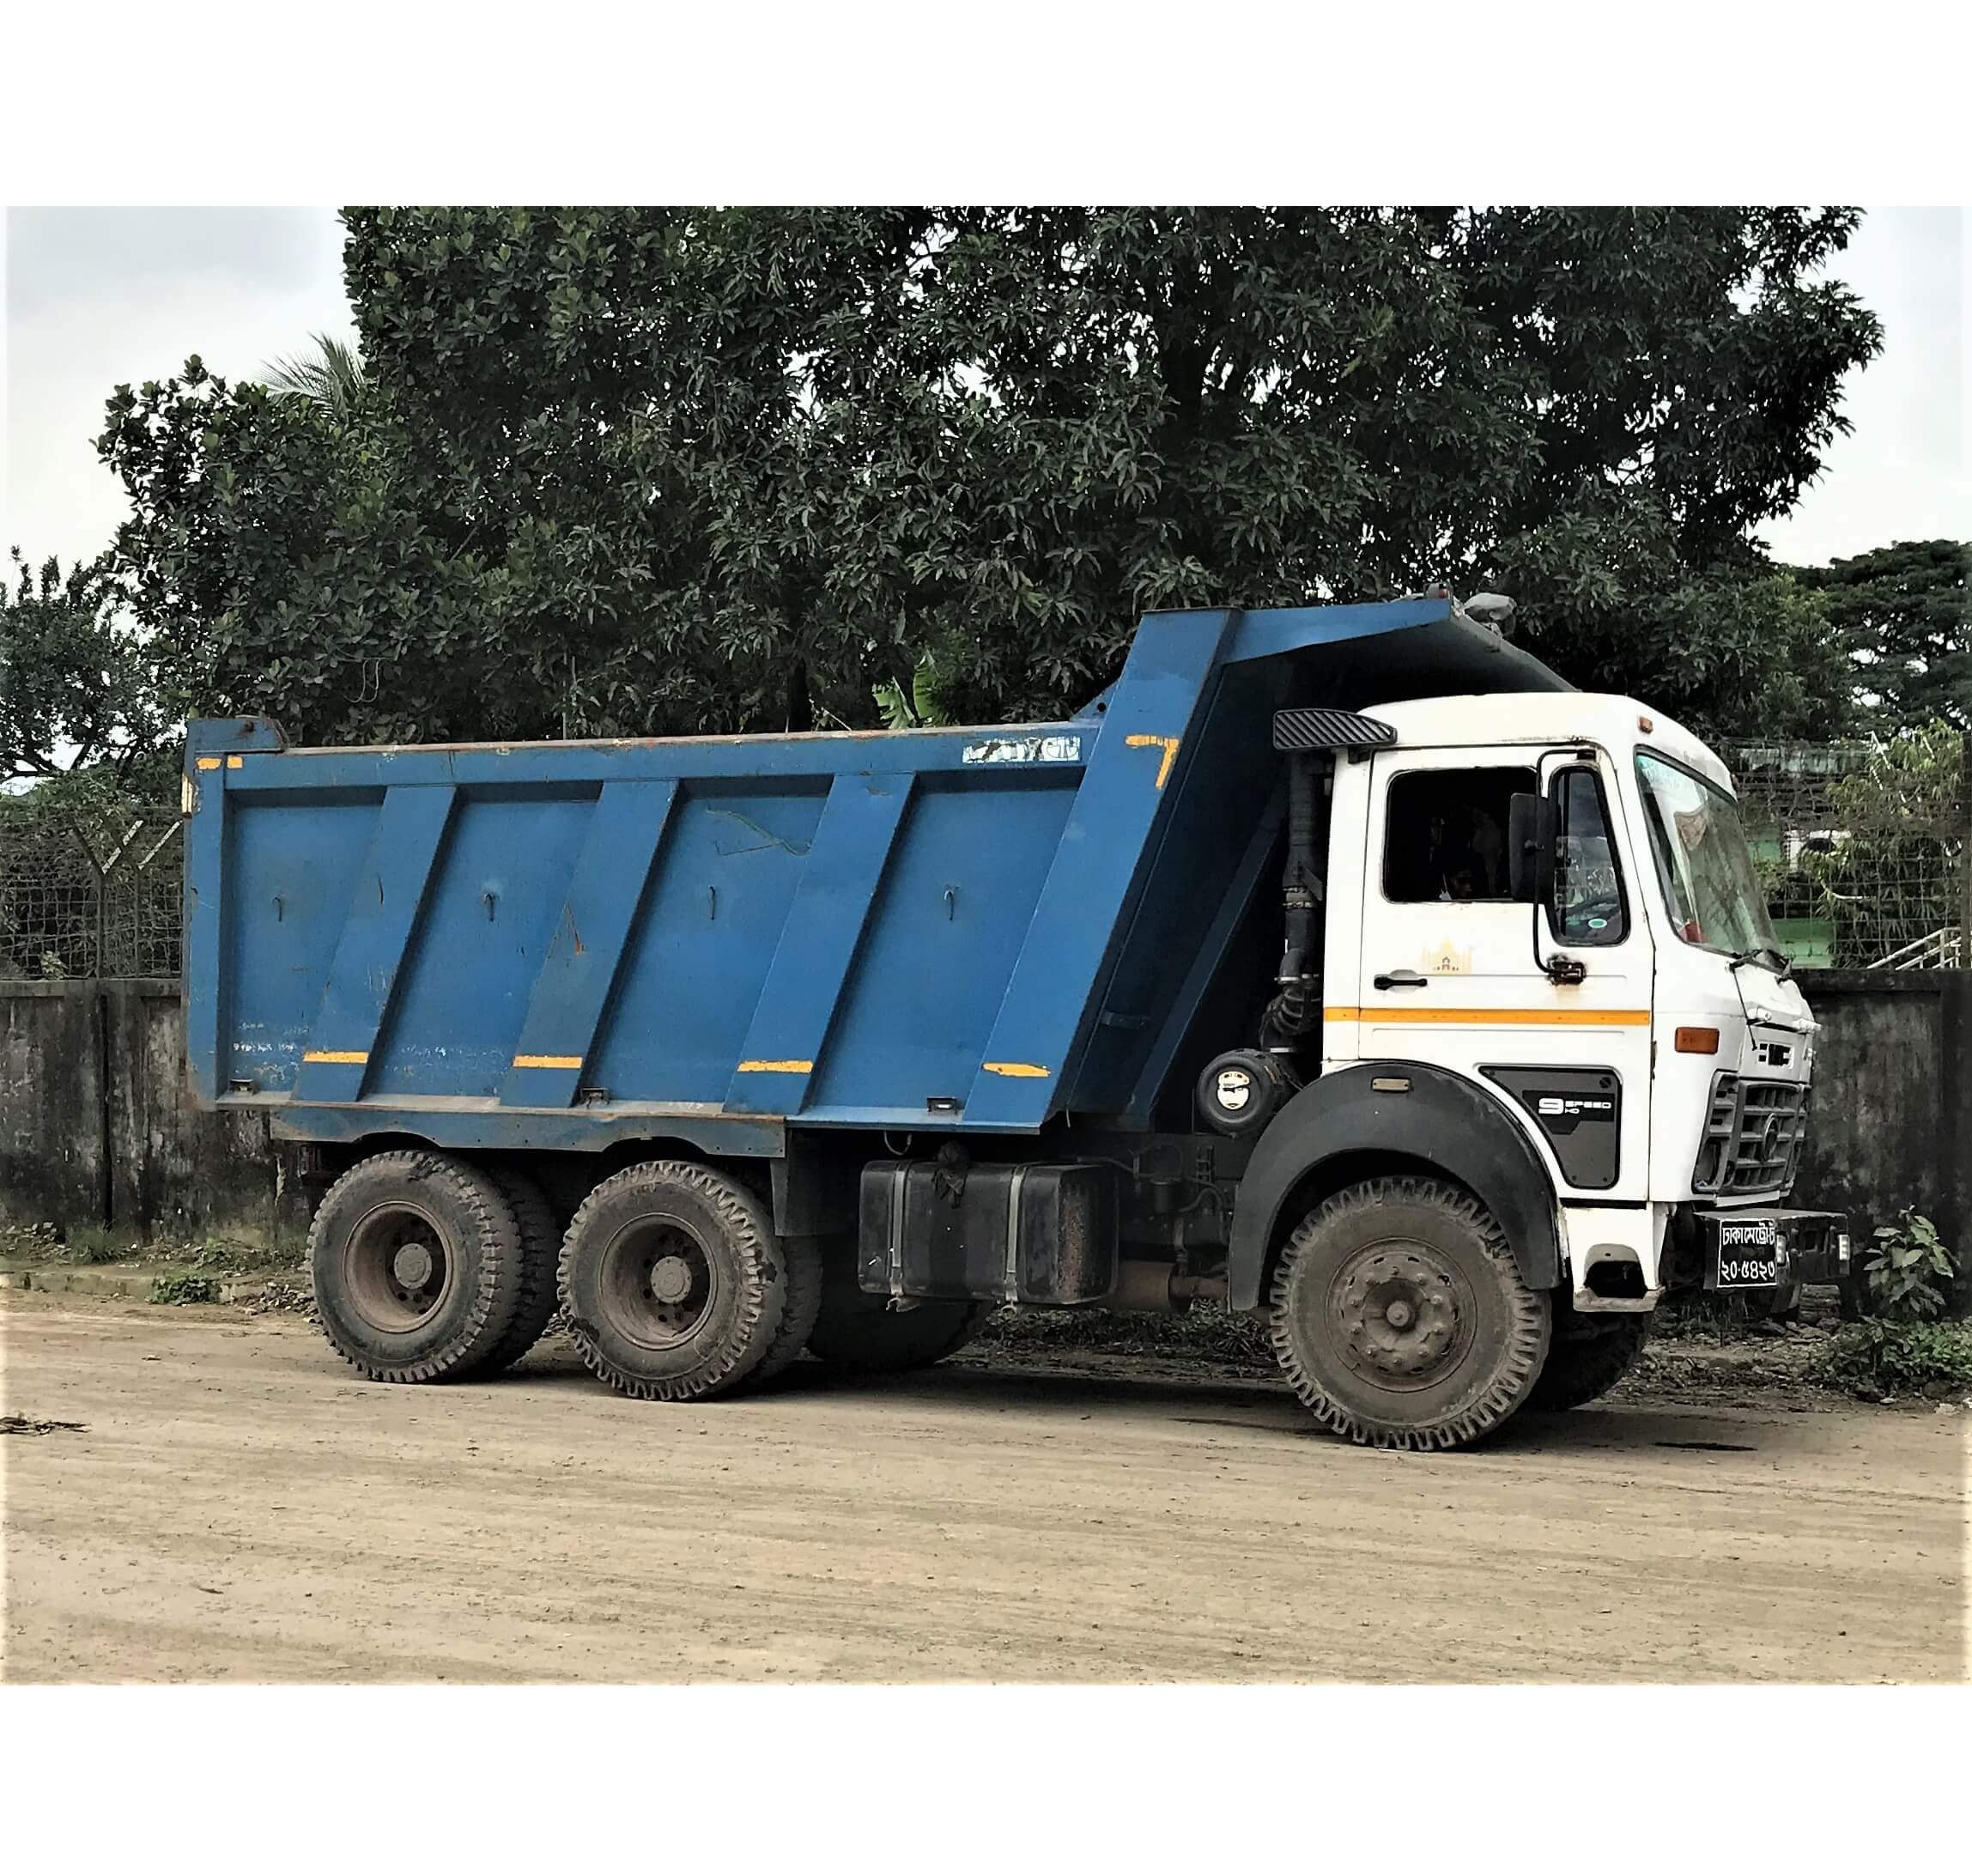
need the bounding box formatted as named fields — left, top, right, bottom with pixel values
left=1634, top=751, right=1779, bottom=958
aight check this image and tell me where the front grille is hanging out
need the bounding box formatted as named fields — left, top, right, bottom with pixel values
left=1692, top=1075, right=1810, bottom=1195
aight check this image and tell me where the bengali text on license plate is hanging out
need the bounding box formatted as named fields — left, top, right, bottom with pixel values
left=1717, top=1219, right=1779, bottom=1286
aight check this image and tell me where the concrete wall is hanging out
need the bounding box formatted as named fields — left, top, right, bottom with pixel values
left=1791, top=969, right=1972, bottom=1308
left=3, top=974, right=1969, bottom=1290
left=0, top=980, right=300, bottom=1246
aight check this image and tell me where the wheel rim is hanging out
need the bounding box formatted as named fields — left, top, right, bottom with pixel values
left=1327, top=1238, right=1477, bottom=1393
left=343, top=1199, right=455, bottom=1333
left=598, top=1213, right=719, bottom=1350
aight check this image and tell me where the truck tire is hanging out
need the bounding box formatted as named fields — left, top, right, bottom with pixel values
left=804, top=1260, right=992, bottom=1374
left=557, top=1160, right=792, bottom=1401
left=472, top=1164, right=566, bottom=1375
left=750, top=1233, right=824, bottom=1384
left=1527, top=1314, right=1651, bottom=1412
left=308, top=1150, right=528, bottom=1384
left=1267, top=1175, right=1550, bottom=1450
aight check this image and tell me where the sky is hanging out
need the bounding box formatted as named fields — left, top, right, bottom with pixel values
left=2, top=205, right=1964, bottom=576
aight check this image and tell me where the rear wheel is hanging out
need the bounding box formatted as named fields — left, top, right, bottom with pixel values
left=1268, top=1175, right=1550, bottom=1450
left=557, top=1160, right=792, bottom=1401
left=804, top=1255, right=992, bottom=1374
left=751, top=1232, right=824, bottom=1383
left=308, top=1151, right=526, bottom=1383
left=473, top=1163, right=566, bottom=1375
left=1528, top=1313, right=1651, bottom=1411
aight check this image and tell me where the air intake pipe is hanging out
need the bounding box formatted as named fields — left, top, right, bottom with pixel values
left=1265, top=750, right=1331, bottom=1044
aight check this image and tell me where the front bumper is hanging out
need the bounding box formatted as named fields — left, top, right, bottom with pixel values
left=1700, top=1208, right=1851, bottom=1292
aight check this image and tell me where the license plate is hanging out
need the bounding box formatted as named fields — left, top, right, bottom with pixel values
left=1715, top=1217, right=1779, bottom=1288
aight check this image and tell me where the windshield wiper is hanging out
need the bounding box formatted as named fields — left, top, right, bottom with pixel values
left=1730, top=944, right=1794, bottom=983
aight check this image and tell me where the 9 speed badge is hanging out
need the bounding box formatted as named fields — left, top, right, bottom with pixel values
left=1714, top=1216, right=1780, bottom=1288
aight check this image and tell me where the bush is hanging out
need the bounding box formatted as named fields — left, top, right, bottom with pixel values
left=1817, top=1318, right=1972, bottom=1400
left=149, top=1272, right=220, bottom=1306
left=1862, top=1210, right=1955, bottom=1321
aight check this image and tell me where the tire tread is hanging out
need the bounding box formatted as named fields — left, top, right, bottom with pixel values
left=309, top=1150, right=525, bottom=1385
left=1267, top=1175, right=1549, bottom=1450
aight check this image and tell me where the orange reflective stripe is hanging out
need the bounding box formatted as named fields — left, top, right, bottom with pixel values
left=1327, top=1006, right=1649, bottom=1027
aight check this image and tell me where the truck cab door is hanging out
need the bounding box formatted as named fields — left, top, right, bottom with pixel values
left=1355, top=744, right=1652, bottom=1202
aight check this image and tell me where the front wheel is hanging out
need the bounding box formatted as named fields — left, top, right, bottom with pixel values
left=1268, top=1175, right=1550, bottom=1450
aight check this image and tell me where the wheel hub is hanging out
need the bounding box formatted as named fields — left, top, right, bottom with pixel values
left=598, top=1219, right=718, bottom=1350
left=343, top=1200, right=452, bottom=1334
left=392, top=1242, right=435, bottom=1290
left=1333, top=1245, right=1464, bottom=1384
left=649, top=1254, right=694, bottom=1305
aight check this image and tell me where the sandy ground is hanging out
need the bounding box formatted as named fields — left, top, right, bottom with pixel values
left=3, top=1290, right=1964, bottom=1683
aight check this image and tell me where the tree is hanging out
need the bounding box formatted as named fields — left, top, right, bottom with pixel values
left=260, top=331, right=367, bottom=416
left=1793, top=719, right=1966, bottom=966
left=1, top=548, right=167, bottom=786
left=99, top=208, right=1884, bottom=750
left=1490, top=500, right=1857, bottom=738
left=1796, top=538, right=1969, bottom=734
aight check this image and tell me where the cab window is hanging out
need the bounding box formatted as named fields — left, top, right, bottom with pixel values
left=1382, top=767, right=1535, bottom=902
left=1551, top=767, right=1628, bottom=944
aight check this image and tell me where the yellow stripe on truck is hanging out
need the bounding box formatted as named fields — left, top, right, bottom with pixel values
left=1327, top=1006, right=1649, bottom=1027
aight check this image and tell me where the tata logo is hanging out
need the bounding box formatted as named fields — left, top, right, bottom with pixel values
left=962, top=736, right=1083, bottom=766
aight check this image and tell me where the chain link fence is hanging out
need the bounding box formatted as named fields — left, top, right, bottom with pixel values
left=1723, top=729, right=1969, bottom=970
left=0, top=799, right=184, bottom=980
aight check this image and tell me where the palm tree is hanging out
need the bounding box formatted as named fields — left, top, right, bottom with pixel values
left=260, top=332, right=367, bottom=416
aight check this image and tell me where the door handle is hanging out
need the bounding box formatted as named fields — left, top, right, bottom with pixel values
left=1373, top=969, right=1429, bottom=991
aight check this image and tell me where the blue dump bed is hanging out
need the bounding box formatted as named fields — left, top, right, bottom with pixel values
left=184, top=599, right=1565, bottom=1156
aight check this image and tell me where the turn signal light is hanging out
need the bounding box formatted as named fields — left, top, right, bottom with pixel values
left=1675, top=1027, right=1720, bottom=1054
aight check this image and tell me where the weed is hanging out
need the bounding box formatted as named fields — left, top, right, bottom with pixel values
left=149, top=1272, right=220, bottom=1306
left=1862, top=1211, right=1955, bottom=1322
left=1816, top=1317, right=1972, bottom=1400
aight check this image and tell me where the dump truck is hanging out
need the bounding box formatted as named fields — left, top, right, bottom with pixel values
left=181, top=596, right=1849, bottom=1449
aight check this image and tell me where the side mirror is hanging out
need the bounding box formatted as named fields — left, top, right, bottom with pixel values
left=1508, top=792, right=1556, bottom=905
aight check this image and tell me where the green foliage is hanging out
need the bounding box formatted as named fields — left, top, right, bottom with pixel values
left=1860, top=1209, right=1955, bottom=1321
left=1793, top=722, right=1964, bottom=965
left=99, top=207, right=1882, bottom=747
left=873, top=642, right=958, bottom=729
left=1798, top=538, right=1969, bottom=734
left=1817, top=1318, right=1972, bottom=1399
left=149, top=1272, right=220, bottom=1305
left=260, top=331, right=367, bottom=416
left=1492, top=505, right=1856, bottom=739
left=2, top=548, right=168, bottom=786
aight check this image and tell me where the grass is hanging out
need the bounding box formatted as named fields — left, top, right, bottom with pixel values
left=0, top=1220, right=301, bottom=1274
left=1813, top=1318, right=1972, bottom=1401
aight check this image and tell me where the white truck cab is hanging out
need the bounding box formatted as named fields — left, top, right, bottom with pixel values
left=1314, top=691, right=1848, bottom=1313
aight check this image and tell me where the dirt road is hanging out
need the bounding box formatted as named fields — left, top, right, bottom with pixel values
left=3, top=1291, right=1963, bottom=1682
